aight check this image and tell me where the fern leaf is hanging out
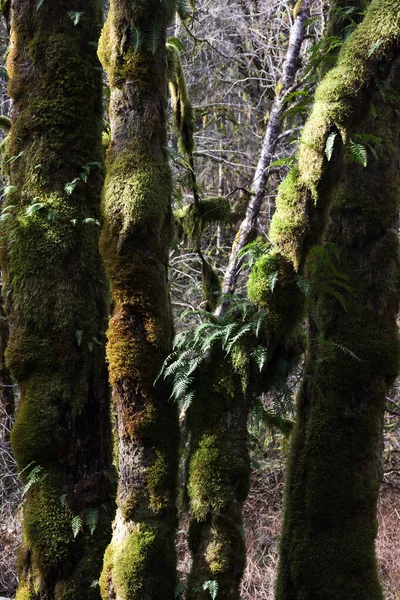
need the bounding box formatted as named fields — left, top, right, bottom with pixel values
left=348, top=140, right=367, bottom=167
left=203, top=580, right=219, bottom=600
left=72, top=515, right=83, bottom=538
left=144, top=19, right=163, bottom=54
left=251, top=345, right=269, bottom=373
left=130, top=26, right=142, bottom=53
left=22, top=464, right=43, bottom=496
left=68, top=11, right=83, bottom=25
left=325, top=132, right=337, bottom=161
left=86, top=507, right=99, bottom=535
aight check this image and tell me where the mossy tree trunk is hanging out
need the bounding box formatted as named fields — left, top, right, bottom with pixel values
left=275, top=2, right=400, bottom=598
left=2, top=1, right=114, bottom=598
left=97, top=2, right=179, bottom=599
left=185, top=354, right=251, bottom=600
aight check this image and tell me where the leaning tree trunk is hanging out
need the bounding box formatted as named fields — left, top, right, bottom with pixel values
left=217, top=0, right=310, bottom=307
left=275, top=1, right=400, bottom=598
left=1, top=1, right=114, bottom=598
left=97, top=2, right=180, bottom=599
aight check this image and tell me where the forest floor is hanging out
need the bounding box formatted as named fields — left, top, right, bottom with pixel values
left=178, top=417, right=400, bottom=600
left=1, top=421, right=400, bottom=599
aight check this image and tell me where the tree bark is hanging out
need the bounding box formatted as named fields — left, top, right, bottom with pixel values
left=97, top=2, right=179, bottom=599
left=275, top=0, right=400, bottom=597
left=2, top=1, right=114, bottom=598
left=185, top=354, right=250, bottom=600
left=218, top=0, right=310, bottom=306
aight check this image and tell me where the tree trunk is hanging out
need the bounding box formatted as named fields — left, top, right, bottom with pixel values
left=2, top=1, right=114, bottom=598
left=218, top=0, right=310, bottom=306
left=275, top=1, right=400, bottom=597
left=185, top=355, right=251, bottom=600
left=97, top=2, right=179, bottom=599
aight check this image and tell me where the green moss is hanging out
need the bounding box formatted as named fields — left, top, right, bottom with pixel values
left=166, top=43, right=195, bottom=155
left=103, top=150, right=172, bottom=246
left=146, top=450, right=169, bottom=515
left=101, top=523, right=176, bottom=600
left=276, top=6, right=400, bottom=596
left=268, top=167, right=308, bottom=269
left=4, top=1, right=113, bottom=597
left=0, top=115, right=11, bottom=134
left=23, top=475, right=72, bottom=572
left=113, top=527, right=158, bottom=597
left=188, top=434, right=229, bottom=521
left=185, top=355, right=250, bottom=599
left=175, top=196, right=230, bottom=244
left=97, top=0, right=179, bottom=597
left=15, top=582, right=34, bottom=600
left=247, top=252, right=304, bottom=341
left=298, top=0, right=400, bottom=199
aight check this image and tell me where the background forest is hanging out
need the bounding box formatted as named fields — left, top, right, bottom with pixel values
left=1, top=0, right=400, bottom=599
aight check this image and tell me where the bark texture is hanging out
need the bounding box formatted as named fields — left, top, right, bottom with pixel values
left=97, top=2, right=179, bottom=599
left=1, top=1, right=115, bottom=599
left=218, top=0, right=310, bottom=304
left=274, top=1, right=400, bottom=597
left=185, top=354, right=251, bottom=600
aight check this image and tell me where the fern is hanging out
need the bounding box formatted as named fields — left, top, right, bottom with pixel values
left=144, top=19, right=163, bottom=54
left=71, top=514, right=83, bottom=538
left=325, top=132, right=337, bottom=161
left=251, top=345, right=269, bottom=373
left=203, top=580, right=218, bottom=600
left=130, top=26, right=142, bottom=53
left=305, top=243, right=352, bottom=316
left=86, top=507, right=99, bottom=535
left=156, top=296, right=272, bottom=411
left=22, top=464, right=44, bottom=496
left=68, top=11, right=83, bottom=25
left=348, top=140, right=367, bottom=167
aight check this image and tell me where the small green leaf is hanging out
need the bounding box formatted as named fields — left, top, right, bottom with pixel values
left=83, top=217, right=101, bottom=226
left=65, top=178, right=79, bottom=195
left=37, top=0, right=45, bottom=9
left=79, top=171, right=88, bottom=183
left=348, top=140, right=367, bottom=167
left=325, top=132, right=337, bottom=161
left=26, top=202, right=47, bottom=216
left=72, top=515, right=83, bottom=538
left=175, top=582, right=185, bottom=598
left=22, top=464, right=43, bottom=496
left=6, top=151, right=24, bottom=164
left=75, top=330, right=83, bottom=347
left=68, top=11, right=83, bottom=25
left=3, top=185, right=17, bottom=196
left=60, top=493, right=67, bottom=507
left=86, top=161, right=102, bottom=170
left=90, top=580, right=100, bottom=589
left=203, top=580, right=218, bottom=600
left=86, top=507, right=99, bottom=535
left=88, top=341, right=93, bottom=352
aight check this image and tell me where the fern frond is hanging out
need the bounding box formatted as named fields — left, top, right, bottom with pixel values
left=348, top=140, right=367, bottom=167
